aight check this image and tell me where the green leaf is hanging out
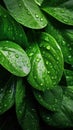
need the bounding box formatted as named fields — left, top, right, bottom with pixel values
left=45, top=17, right=73, bottom=65
left=0, top=5, right=28, bottom=49
left=0, top=41, right=31, bottom=76
left=0, top=76, right=15, bottom=115
left=64, top=69, right=73, bottom=87
left=15, top=78, right=40, bottom=130
left=3, top=0, right=47, bottom=29
left=41, top=0, right=73, bottom=25
left=26, top=32, right=64, bottom=91
left=40, top=84, right=73, bottom=128
left=34, top=0, right=44, bottom=6
left=33, top=85, right=63, bottom=111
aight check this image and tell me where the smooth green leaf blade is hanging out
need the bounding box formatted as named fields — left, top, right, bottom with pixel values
left=15, top=78, right=26, bottom=121
left=33, top=86, right=63, bottom=111
left=3, top=0, right=47, bottom=29
left=40, top=84, right=73, bottom=128
left=41, top=0, right=73, bottom=25
left=27, top=32, right=64, bottom=91
left=0, top=5, right=28, bottom=49
left=40, top=102, right=73, bottom=128
left=15, top=78, right=40, bottom=130
left=0, top=41, right=31, bottom=76
left=64, top=69, right=73, bottom=87
left=0, top=76, right=15, bottom=115
left=34, top=0, right=44, bottom=6
left=45, top=17, right=73, bottom=65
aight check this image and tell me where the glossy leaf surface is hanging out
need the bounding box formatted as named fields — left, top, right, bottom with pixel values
left=33, top=86, right=63, bottom=111
left=42, top=0, right=73, bottom=25
left=45, top=18, right=73, bottom=64
left=0, top=5, right=28, bottom=49
left=0, top=76, right=15, bottom=115
left=0, top=41, right=31, bottom=76
left=27, top=32, right=64, bottom=91
left=15, top=78, right=40, bottom=130
left=3, top=0, right=47, bottom=29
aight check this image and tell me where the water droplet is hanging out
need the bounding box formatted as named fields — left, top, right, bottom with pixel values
left=57, top=57, right=59, bottom=61
left=8, top=27, right=11, bottom=31
left=27, top=63, right=30, bottom=67
left=46, top=46, right=50, bottom=50
left=61, top=9, right=65, bottom=13
left=68, top=55, right=71, bottom=59
left=6, top=41, right=9, bottom=43
left=46, top=117, right=50, bottom=120
left=38, top=94, right=41, bottom=98
left=55, top=99, right=57, bottom=103
left=35, top=14, right=39, bottom=18
left=4, top=104, right=7, bottom=107
left=36, top=58, right=40, bottom=62
left=9, top=90, right=12, bottom=93
left=47, top=71, right=50, bottom=74
left=0, top=88, right=3, bottom=92
left=18, top=3, right=22, bottom=7
left=40, top=83, right=43, bottom=86
left=20, top=34, right=23, bottom=37
left=15, top=54, right=19, bottom=58
left=40, top=18, right=43, bottom=21
left=62, top=40, right=65, bottom=45
left=4, top=15, right=7, bottom=18
left=46, top=61, right=49, bottom=65
left=69, top=47, right=72, bottom=51
left=19, top=110, right=22, bottom=114
left=57, top=61, right=59, bottom=64
left=52, top=76, right=54, bottom=79
left=29, top=53, right=33, bottom=57
left=63, top=19, right=68, bottom=23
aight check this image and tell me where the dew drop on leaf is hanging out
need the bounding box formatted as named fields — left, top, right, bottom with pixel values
left=35, top=14, right=39, bottom=18
left=69, top=47, right=72, bottom=51
left=40, top=18, right=43, bottom=21
left=68, top=55, right=72, bottom=59
left=8, top=27, right=11, bottom=31
left=18, top=3, right=22, bottom=7
left=29, top=53, right=33, bottom=57
left=15, top=54, right=19, bottom=58
left=4, top=104, right=7, bottom=107
left=20, top=34, right=23, bottom=37
left=47, top=71, right=50, bottom=74
left=40, top=83, right=43, bottom=86
left=4, top=15, right=7, bottom=18
left=46, top=117, right=50, bottom=120
left=46, top=61, right=49, bottom=65
left=46, top=45, right=50, bottom=50
left=36, top=58, right=40, bottom=62
left=62, top=40, right=66, bottom=45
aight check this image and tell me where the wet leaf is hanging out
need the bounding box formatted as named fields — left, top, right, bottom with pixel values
left=33, top=85, right=63, bottom=111
left=0, top=76, right=15, bottom=115
left=0, top=41, right=31, bottom=76
left=3, top=0, right=47, bottom=29
left=42, top=0, right=73, bottom=25
left=45, top=17, right=73, bottom=64
left=15, top=78, right=40, bottom=130
left=34, top=0, right=44, bottom=6
left=0, top=5, right=28, bottom=49
left=26, top=32, right=64, bottom=91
